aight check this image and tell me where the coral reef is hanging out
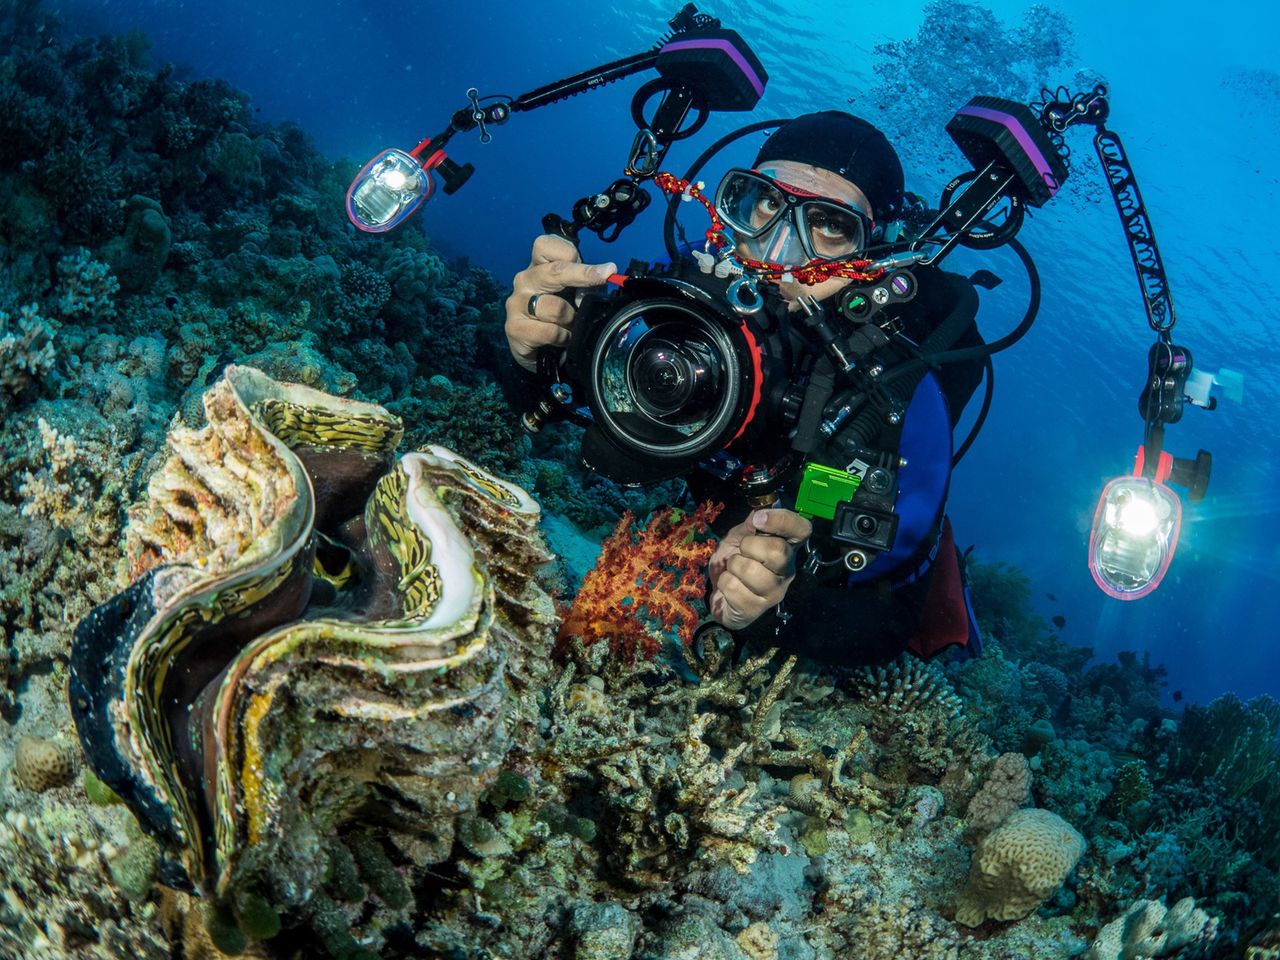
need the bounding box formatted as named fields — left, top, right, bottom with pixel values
left=0, top=3, right=1275, bottom=958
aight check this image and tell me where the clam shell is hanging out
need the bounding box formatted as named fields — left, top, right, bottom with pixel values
left=70, top=366, right=553, bottom=898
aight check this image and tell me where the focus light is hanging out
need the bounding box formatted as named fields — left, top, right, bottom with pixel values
left=1087, top=475, right=1181, bottom=601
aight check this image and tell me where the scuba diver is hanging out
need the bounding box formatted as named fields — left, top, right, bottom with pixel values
left=345, top=7, right=1206, bottom=629
left=504, top=110, right=987, bottom=665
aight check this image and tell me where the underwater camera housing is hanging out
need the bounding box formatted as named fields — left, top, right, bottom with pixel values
left=554, top=258, right=796, bottom=486
left=543, top=92, right=1073, bottom=493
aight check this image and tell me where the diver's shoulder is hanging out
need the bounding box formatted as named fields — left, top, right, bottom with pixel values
left=912, top=262, right=979, bottom=312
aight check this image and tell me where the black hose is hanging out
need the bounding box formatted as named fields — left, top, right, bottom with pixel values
left=952, top=355, right=993, bottom=467
left=883, top=235, right=1041, bottom=386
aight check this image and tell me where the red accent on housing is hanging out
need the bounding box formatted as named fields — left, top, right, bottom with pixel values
left=607, top=273, right=628, bottom=286
left=728, top=322, right=765, bottom=444
left=1131, top=445, right=1175, bottom=483
left=408, top=136, right=434, bottom=159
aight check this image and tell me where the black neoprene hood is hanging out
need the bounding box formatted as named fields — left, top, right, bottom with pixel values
left=754, top=111, right=905, bottom=221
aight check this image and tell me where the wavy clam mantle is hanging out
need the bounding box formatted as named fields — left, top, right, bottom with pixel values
left=68, top=365, right=555, bottom=900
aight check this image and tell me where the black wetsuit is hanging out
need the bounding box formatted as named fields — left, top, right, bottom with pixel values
left=680, top=264, right=985, bottom=664
left=503, top=263, right=985, bottom=665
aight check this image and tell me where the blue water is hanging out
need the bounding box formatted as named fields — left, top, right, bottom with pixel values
left=49, top=0, right=1280, bottom=704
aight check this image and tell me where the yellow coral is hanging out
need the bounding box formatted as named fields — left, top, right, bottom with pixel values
left=736, top=921, right=779, bottom=960
left=15, top=735, right=77, bottom=792
left=954, top=807, right=1084, bottom=926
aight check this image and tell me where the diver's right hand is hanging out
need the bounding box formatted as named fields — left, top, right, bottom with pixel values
left=504, top=234, right=616, bottom=373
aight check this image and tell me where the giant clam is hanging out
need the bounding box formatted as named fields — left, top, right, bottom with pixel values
left=70, top=365, right=555, bottom=904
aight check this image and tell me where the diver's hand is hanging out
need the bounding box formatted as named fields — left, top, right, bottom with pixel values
left=707, top=508, right=812, bottom=631
left=504, top=234, right=616, bottom=373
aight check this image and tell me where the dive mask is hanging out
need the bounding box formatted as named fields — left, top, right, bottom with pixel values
left=714, top=167, right=873, bottom=266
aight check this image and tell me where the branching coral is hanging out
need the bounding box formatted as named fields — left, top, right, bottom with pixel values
left=851, top=655, right=963, bottom=717
left=557, top=502, right=723, bottom=663
left=0, top=304, right=55, bottom=411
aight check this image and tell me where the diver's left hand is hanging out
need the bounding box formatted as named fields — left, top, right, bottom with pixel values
left=708, top=508, right=812, bottom=631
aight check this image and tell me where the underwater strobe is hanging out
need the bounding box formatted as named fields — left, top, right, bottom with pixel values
left=1034, top=87, right=1239, bottom=600
left=344, top=4, right=766, bottom=234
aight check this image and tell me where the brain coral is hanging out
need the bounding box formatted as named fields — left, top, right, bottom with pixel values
left=954, top=807, right=1085, bottom=927
left=14, top=735, right=77, bottom=792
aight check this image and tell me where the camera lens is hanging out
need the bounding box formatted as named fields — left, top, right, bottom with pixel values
left=632, top=339, right=717, bottom=418
left=855, top=514, right=878, bottom=536
left=586, top=295, right=745, bottom=467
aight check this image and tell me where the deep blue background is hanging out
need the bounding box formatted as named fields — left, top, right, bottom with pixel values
left=48, top=0, right=1280, bottom=703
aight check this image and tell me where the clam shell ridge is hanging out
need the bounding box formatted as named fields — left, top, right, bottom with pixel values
left=69, top=366, right=554, bottom=899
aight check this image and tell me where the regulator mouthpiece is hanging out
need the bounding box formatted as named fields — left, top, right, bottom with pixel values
left=346, top=148, right=433, bottom=232
left=1088, top=475, right=1182, bottom=600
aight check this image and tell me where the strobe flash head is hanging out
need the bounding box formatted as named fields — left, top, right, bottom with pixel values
left=1088, top=474, right=1182, bottom=601
left=346, top=148, right=432, bottom=233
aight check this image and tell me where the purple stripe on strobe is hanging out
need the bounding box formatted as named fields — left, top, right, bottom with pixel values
left=957, top=104, right=1060, bottom=196
left=660, top=39, right=764, bottom=98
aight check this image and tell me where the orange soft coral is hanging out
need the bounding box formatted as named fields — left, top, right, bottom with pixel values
left=557, top=501, right=723, bottom=663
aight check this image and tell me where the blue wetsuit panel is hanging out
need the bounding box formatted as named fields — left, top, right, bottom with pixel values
left=846, top=371, right=952, bottom=585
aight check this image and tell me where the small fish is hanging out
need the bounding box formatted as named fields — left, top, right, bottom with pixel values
left=1052, top=615, right=1066, bottom=629
left=1172, top=690, right=1183, bottom=702
left=1046, top=592, right=1057, bottom=601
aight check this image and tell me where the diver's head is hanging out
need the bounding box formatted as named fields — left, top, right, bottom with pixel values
left=715, top=110, right=905, bottom=305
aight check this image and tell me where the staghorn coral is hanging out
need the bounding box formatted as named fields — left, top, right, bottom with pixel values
left=1083, top=897, right=1219, bottom=960
left=557, top=502, right=723, bottom=663
left=954, top=807, right=1085, bottom=926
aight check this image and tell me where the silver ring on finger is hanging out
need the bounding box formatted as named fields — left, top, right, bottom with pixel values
left=527, top=293, right=540, bottom=317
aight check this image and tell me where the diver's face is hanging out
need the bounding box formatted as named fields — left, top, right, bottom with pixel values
left=732, top=159, right=873, bottom=308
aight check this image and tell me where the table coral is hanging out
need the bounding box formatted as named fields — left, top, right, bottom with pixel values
left=557, top=502, right=723, bottom=663
left=1083, top=896, right=1219, bottom=959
